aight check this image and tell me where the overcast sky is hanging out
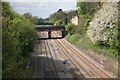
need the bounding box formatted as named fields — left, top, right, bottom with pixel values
left=9, top=1, right=77, bottom=18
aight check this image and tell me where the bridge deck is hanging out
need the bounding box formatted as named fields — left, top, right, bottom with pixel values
left=35, top=25, right=65, bottom=31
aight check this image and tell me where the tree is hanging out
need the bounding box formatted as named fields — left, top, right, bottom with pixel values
left=23, top=13, right=32, bottom=19
left=23, top=13, right=39, bottom=24
left=2, top=2, right=37, bottom=78
left=66, top=23, right=76, bottom=35
left=49, top=9, right=67, bottom=25
left=77, top=2, right=100, bottom=15
left=67, top=10, right=78, bottom=23
left=30, top=16, right=39, bottom=24
left=58, top=9, right=63, bottom=12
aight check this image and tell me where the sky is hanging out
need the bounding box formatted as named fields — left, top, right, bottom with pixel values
left=9, top=1, right=77, bottom=18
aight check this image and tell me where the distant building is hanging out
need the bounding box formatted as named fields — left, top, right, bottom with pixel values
left=71, top=15, right=79, bottom=25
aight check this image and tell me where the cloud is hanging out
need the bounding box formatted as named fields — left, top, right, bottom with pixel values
left=5, top=0, right=77, bottom=2
left=9, top=2, right=77, bottom=18
left=4, top=0, right=119, bottom=2
left=10, top=2, right=46, bottom=9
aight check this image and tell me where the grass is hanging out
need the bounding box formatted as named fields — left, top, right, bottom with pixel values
left=65, top=34, right=118, bottom=60
left=67, top=34, right=79, bottom=44
left=65, top=7, right=118, bottom=60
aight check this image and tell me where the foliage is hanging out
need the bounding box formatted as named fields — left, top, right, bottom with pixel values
left=77, top=2, right=100, bottom=15
left=67, top=10, right=77, bottom=23
left=23, top=14, right=54, bottom=25
left=77, top=35, right=118, bottom=59
left=49, top=9, right=78, bottom=26
left=2, top=2, right=37, bottom=78
left=94, top=27, right=119, bottom=57
left=108, top=37, right=119, bottom=56
left=77, top=35, right=94, bottom=48
left=23, top=13, right=39, bottom=24
left=54, top=19, right=63, bottom=26
left=23, top=13, right=32, bottom=19
left=66, top=1, right=118, bottom=59
left=68, top=34, right=79, bottom=44
left=66, top=1, right=101, bottom=43
left=12, top=15, right=37, bottom=57
left=49, top=9, right=67, bottom=25
left=66, top=23, right=76, bottom=35
left=38, top=18, right=53, bottom=25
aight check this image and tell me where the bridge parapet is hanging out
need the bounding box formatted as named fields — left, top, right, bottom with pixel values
left=35, top=25, right=65, bottom=38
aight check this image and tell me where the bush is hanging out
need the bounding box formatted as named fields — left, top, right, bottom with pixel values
left=54, top=20, right=62, bottom=26
left=77, top=35, right=94, bottom=48
left=2, top=2, right=37, bottom=78
left=12, top=15, right=37, bottom=57
left=108, top=38, right=119, bottom=56
left=49, top=9, right=66, bottom=25
left=68, top=34, right=79, bottom=44
left=66, top=1, right=118, bottom=59
left=66, top=23, right=76, bottom=35
left=77, top=2, right=100, bottom=15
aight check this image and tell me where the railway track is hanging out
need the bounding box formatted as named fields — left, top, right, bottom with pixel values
left=28, top=31, right=117, bottom=79
left=51, top=31, right=117, bottom=79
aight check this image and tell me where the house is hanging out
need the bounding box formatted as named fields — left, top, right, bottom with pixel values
left=71, top=15, right=79, bottom=25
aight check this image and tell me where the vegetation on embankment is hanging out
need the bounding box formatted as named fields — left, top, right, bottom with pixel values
left=49, top=9, right=77, bottom=26
left=65, top=1, right=119, bottom=59
left=2, top=2, right=37, bottom=78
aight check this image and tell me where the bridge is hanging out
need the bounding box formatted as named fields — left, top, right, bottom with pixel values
left=35, top=25, right=65, bottom=39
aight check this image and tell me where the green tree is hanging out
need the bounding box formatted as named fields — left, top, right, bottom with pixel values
left=67, top=10, right=78, bottom=23
left=66, top=23, right=76, bottom=35
left=23, top=13, right=32, bottom=19
left=49, top=9, right=67, bottom=25
left=2, top=2, right=37, bottom=78
left=23, top=13, right=39, bottom=24
left=77, top=2, right=100, bottom=15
